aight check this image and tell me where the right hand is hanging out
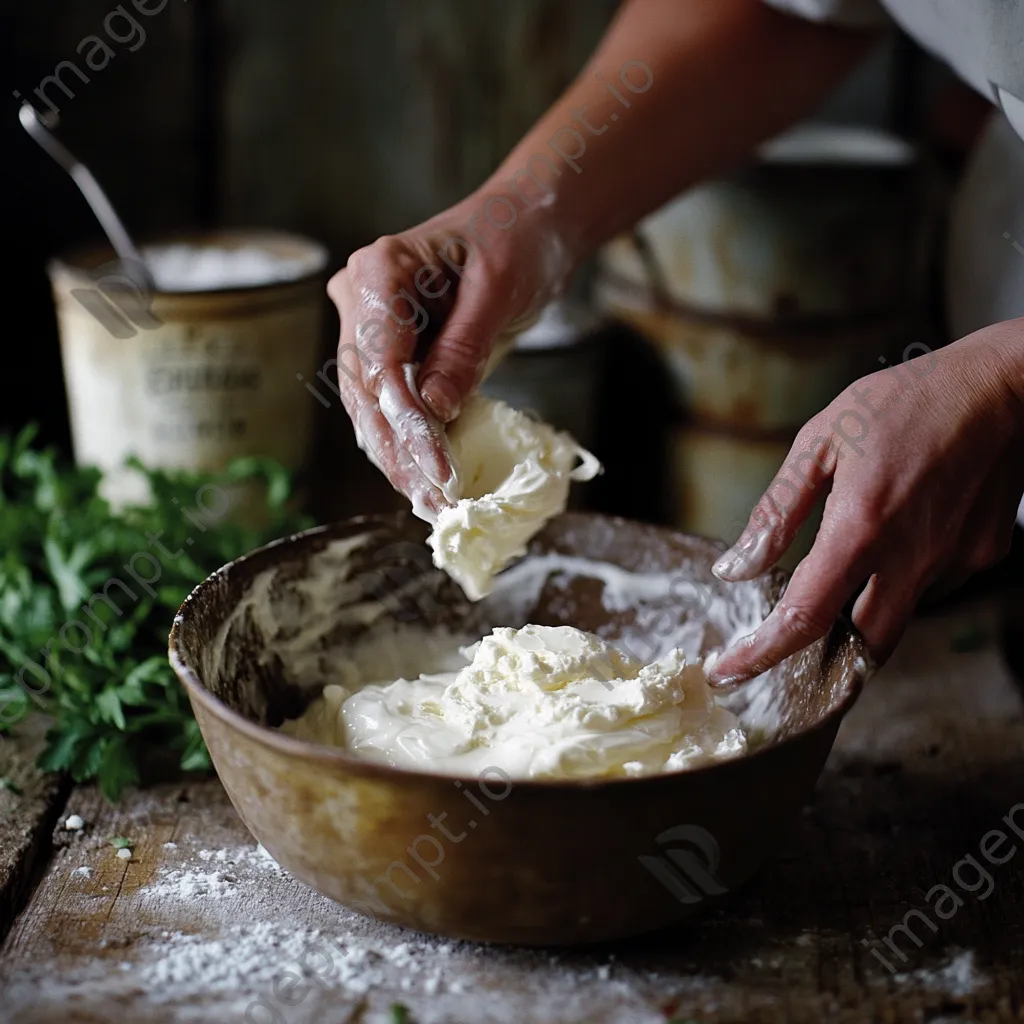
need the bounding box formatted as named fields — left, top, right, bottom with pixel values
left=326, top=191, right=573, bottom=520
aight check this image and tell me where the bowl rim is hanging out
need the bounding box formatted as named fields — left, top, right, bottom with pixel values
left=168, top=513, right=873, bottom=791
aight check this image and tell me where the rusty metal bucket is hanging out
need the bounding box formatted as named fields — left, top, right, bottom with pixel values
left=594, top=124, right=929, bottom=564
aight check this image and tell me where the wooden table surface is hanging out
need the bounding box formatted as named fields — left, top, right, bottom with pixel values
left=1, top=598, right=1023, bottom=1024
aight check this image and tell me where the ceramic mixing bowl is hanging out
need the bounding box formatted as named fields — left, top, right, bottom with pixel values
left=168, top=512, right=871, bottom=945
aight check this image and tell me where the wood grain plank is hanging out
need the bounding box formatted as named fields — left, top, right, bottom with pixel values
left=0, top=601, right=1022, bottom=1023
left=0, top=720, right=71, bottom=946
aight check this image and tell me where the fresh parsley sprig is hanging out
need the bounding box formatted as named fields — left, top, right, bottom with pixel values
left=0, top=424, right=314, bottom=800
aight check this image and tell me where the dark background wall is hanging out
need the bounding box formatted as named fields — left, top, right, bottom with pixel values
left=3, top=0, right=959, bottom=469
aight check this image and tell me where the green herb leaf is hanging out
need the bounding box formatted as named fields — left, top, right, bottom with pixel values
left=388, top=1004, right=410, bottom=1024
left=109, top=836, right=132, bottom=849
left=0, top=777, right=21, bottom=795
left=38, top=722, right=93, bottom=773
left=179, top=718, right=212, bottom=773
left=95, top=689, right=127, bottom=730
left=42, top=536, right=92, bottom=613
left=98, top=743, right=140, bottom=801
left=0, top=681, right=30, bottom=732
left=0, top=427, right=314, bottom=800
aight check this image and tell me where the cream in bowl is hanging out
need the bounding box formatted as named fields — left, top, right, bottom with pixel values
left=279, top=622, right=747, bottom=779
left=169, top=513, right=871, bottom=945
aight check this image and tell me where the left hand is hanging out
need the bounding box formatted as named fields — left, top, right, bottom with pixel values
left=705, top=319, right=1024, bottom=686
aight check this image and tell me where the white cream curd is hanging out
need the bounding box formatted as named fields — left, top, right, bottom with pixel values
left=279, top=623, right=747, bottom=779
left=428, top=396, right=601, bottom=601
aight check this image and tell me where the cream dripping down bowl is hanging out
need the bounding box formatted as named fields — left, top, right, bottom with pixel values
left=168, top=512, right=871, bottom=946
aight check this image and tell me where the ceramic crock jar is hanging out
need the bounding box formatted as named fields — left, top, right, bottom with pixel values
left=49, top=228, right=329, bottom=511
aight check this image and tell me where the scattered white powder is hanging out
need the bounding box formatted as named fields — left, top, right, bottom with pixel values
left=163, top=841, right=178, bottom=850
left=64, top=814, right=85, bottom=830
left=255, top=843, right=283, bottom=869
left=72, top=866, right=91, bottom=878
left=141, top=844, right=289, bottom=902
left=117, top=848, right=132, bottom=860
left=4, top=913, right=708, bottom=1023
left=896, top=950, right=987, bottom=997
left=142, top=243, right=322, bottom=292
left=146, top=868, right=237, bottom=900
left=192, top=845, right=286, bottom=875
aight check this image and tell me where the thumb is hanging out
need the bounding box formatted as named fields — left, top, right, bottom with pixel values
left=417, top=278, right=515, bottom=422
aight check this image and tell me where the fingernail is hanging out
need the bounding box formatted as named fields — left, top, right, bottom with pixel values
left=704, top=651, right=744, bottom=687
left=704, top=651, right=729, bottom=685
left=409, top=491, right=438, bottom=524
left=420, top=373, right=460, bottom=422
left=713, top=530, right=768, bottom=581
left=707, top=673, right=745, bottom=689
left=440, top=465, right=461, bottom=504
left=704, top=624, right=764, bottom=685
left=712, top=551, right=742, bottom=580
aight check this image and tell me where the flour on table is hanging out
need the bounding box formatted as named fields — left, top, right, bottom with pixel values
left=1, top=909, right=719, bottom=1024
left=895, top=950, right=987, bottom=997
left=140, top=843, right=289, bottom=902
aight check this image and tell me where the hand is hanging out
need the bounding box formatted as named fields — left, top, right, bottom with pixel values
left=705, top=321, right=1024, bottom=685
left=325, top=191, right=573, bottom=520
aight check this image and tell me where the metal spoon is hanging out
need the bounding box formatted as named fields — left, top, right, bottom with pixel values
left=19, top=102, right=156, bottom=290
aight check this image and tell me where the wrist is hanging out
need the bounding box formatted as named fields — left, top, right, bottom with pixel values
left=1001, top=319, right=1024, bottom=434
left=957, top=318, right=1024, bottom=435
left=473, top=158, right=589, bottom=285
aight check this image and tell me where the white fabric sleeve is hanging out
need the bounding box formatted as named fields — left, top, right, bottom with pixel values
left=761, top=0, right=889, bottom=29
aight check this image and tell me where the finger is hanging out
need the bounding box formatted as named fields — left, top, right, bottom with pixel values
left=706, top=507, right=872, bottom=686
left=712, top=431, right=840, bottom=582
left=378, top=363, right=459, bottom=501
left=331, top=263, right=455, bottom=505
left=849, top=570, right=924, bottom=665
left=334, top=353, right=447, bottom=521
left=353, top=398, right=446, bottom=522
left=417, top=270, right=513, bottom=423
left=354, top=279, right=458, bottom=498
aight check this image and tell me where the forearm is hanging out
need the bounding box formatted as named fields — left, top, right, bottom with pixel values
left=482, top=0, right=880, bottom=264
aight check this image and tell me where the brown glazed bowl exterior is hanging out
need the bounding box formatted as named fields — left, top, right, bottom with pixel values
left=168, top=513, right=871, bottom=946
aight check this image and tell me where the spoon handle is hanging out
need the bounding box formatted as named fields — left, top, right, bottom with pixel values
left=69, top=163, right=153, bottom=281
left=19, top=103, right=156, bottom=290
